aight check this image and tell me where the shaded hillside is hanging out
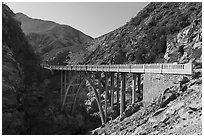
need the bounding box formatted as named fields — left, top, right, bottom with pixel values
left=2, top=5, right=42, bottom=88
left=3, top=4, right=100, bottom=135
left=2, top=4, right=44, bottom=134
left=84, top=2, right=201, bottom=65
left=16, top=13, right=93, bottom=64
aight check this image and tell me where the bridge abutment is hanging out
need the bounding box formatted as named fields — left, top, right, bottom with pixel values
left=143, top=74, right=182, bottom=106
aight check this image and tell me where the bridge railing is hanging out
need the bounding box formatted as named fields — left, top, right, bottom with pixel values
left=41, top=62, right=192, bottom=75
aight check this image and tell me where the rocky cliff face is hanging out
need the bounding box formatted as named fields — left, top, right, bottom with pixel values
left=164, top=11, right=202, bottom=66
left=16, top=13, right=93, bottom=64
left=84, top=2, right=201, bottom=65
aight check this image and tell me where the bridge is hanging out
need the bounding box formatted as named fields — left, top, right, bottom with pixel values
left=42, top=63, right=192, bottom=125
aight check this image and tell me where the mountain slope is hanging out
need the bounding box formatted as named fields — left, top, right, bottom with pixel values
left=3, top=5, right=97, bottom=134
left=88, top=2, right=202, bottom=135
left=92, top=76, right=202, bottom=135
left=2, top=4, right=44, bottom=134
left=16, top=13, right=93, bottom=64
left=84, top=2, right=201, bottom=65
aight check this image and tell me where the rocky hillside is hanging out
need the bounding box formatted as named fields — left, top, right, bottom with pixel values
left=3, top=2, right=201, bottom=135
left=3, top=4, right=101, bottom=134
left=164, top=10, right=202, bottom=65
left=89, top=2, right=202, bottom=135
left=2, top=4, right=44, bottom=134
left=16, top=13, right=93, bottom=64
left=92, top=74, right=202, bottom=135
left=84, top=2, right=201, bottom=65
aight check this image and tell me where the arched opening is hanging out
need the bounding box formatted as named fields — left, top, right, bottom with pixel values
left=61, top=72, right=105, bottom=133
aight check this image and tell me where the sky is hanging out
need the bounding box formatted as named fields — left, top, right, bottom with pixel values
left=7, top=2, right=148, bottom=38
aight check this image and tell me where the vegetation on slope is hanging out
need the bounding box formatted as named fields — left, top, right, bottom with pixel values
left=2, top=2, right=202, bottom=135
left=84, top=2, right=201, bottom=64
left=2, top=4, right=101, bottom=134
left=89, top=2, right=202, bottom=135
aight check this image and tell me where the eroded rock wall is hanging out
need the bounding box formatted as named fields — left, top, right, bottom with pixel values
left=164, top=11, right=202, bottom=65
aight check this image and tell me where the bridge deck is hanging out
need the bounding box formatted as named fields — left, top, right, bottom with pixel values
left=42, top=63, right=192, bottom=75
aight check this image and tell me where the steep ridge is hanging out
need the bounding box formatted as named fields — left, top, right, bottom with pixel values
left=16, top=13, right=93, bottom=64
left=88, top=2, right=202, bottom=135
left=3, top=5, right=101, bottom=134
left=84, top=2, right=201, bottom=65
left=2, top=4, right=44, bottom=134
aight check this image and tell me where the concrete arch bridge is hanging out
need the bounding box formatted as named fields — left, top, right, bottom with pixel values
left=42, top=63, right=192, bottom=125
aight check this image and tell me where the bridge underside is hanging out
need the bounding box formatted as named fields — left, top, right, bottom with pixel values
left=60, top=70, right=142, bottom=125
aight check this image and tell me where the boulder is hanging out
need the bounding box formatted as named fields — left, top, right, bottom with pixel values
left=161, top=114, right=170, bottom=123
left=192, top=71, right=202, bottom=79
left=193, top=42, right=202, bottom=49
left=188, top=101, right=202, bottom=111
left=178, top=76, right=190, bottom=84
left=124, top=102, right=142, bottom=117
left=160, top=91, right=178, bottom=108
left=180, top=85, right=187, bottom=92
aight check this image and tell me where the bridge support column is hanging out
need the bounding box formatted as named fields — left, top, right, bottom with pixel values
left=110, top=73, right=114, bottom=111
left=116, top=73, right=120, bottom=104
left=120, top=73, right=126, bottom=118
left=98, top=72, right=105, bottom=125
left=137, top=74, right=141, bottom=101
left=68, top=71, right=71, bottom=82
left=132, top=73, right=136, bottom=104
left=64, top=71, right=67, bottom=91
left=60, top=70, right=63, bottom=104
left=105, top=72, right=108, bottom=123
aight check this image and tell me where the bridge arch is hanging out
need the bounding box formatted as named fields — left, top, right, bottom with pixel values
left=43, top=63, right=192, bottom=125
left=61, top=72, right=105, bottom=125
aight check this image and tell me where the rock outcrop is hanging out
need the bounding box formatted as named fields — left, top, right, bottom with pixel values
left=164, top=11, right=202, bottom=65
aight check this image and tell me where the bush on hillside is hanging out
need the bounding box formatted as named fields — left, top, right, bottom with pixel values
left=128, top=2, right=201, bottom=63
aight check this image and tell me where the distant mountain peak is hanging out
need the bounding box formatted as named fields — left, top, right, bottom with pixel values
left=15, top=12, right=59, bottom=34
left=15, top=12, right=93, bottom=64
